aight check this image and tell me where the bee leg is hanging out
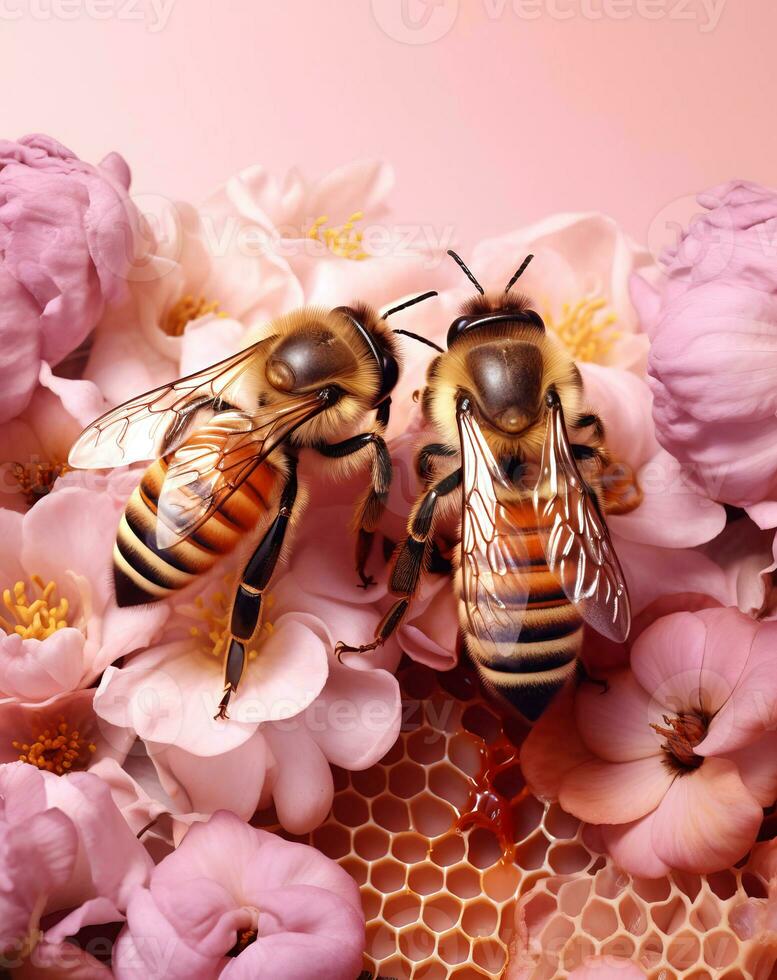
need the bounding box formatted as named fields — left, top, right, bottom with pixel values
left=335, top=465, right=462, bottom=661
left=215, top=459, right=299, bottom=721
left=416, top=442, right=458, bottom=483
left=313, top=431, right=392, bottom=589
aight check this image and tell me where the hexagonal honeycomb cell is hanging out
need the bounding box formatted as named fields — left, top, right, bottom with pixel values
left=254, top=660, right=776, bottom=979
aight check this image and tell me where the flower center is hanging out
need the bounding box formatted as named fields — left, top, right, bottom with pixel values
left=227, top=928, right=258, bottom=957
left=11, top=461, right=68, bottom=506
left=544, top=296, right=621, bottom=362
left=187, top=579, right=274, bottom=663
left=306, top=211, right=368, bottom=260
left=0, top=576, right=69, bottom=640
left=163, top=295, right=224, bottom=337
left=651, top=712, right=707, bottom=771
left=12, top=716, right=96, bottom=775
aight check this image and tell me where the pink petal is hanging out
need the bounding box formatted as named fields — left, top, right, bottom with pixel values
left=150, top=733, right=267, bottom=819
left=89, top=755, right=170, bottom=836
left=397, top=574, right=459, bottom=671
left=651, top=758, right=762, bottom=873
left=608, top=451, right=726, bottom=548
left=305, top=658, right=401, bottom=770
left=113, top=891, right=221, bottom=980
left=578, top=364, right=658, bottom=471
left=520, top=686, right=594, bottom=801
left=560, top=756, right=674, bottom=825
left=575, top=671, right=662, bottom=762
left=222, top=886, right=364, bottom=980
left=612, top=537, right=732, bottom=616
left=700, top=618, right=777, bottom=754
left=264, top=725, right=334, bottom=834
left=18, top=940, right=113, bottom=978
left=93, top=623, right=324, bottom=757
left=0, top=629, right=86, bottom=702
left=600, top=811, right=672, bottom=879
left=722, top=732, right=777, bottom=807
left=629, top=612, right=709, bottom=714
left=242, top=827, right=361, bottom=913
left=232, top=616, right=329, bottom=723
left=0, top=760, right=46, bottom=822
left=45, top=896, right=123, bottom=943
left=307, top=159, right=393, bottom=224
left=42, top=771, right=152, bottom=911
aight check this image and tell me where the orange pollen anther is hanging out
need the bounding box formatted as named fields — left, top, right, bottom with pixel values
left=544, top=296, right=621, bottom=363
left=0, top=575, right=70, bottom=640
left=306, top=211, right=368, bottom=260
left=11, top=461, right=69, bottom=506
left=163, top=295, right=225, bottom=337
left=650, top=712, right=707, bottom=771
left=13, top=716, right=97, bottom=775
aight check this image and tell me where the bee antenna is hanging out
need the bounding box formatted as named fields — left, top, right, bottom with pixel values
left=393, top=329, right=444, bottom=354
left=381, top=290, right=438, bottom=320
left=504, top=254, right=534, bottom=293
left=447, top=250, right=484, bottom=295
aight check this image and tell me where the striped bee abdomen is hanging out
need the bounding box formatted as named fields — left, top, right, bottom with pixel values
left=114, top=455, right=280, bottom=607
left=461, top=498, right=582, bottom=722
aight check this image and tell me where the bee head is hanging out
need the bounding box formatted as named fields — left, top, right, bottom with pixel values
left=330, top=304, right=401, bottom=407
left=445, top=251, right=544, bottom=348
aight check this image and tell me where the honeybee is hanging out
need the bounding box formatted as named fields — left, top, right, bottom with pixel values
left=68, top=292, right=438, bottom=720
left=335, top=252, right=632, bottom=721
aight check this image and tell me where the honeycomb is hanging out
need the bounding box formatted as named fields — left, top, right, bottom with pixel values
left=511, top=853, right=776, bottom=979
left=254, top=660, right=776, bottom=980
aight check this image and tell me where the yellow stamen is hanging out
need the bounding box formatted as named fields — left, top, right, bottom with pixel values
left=544, top=296, right=621, bottom=363
left=11, top=461, right=68, bottom=506
left=12, top=715, right=96, bottom=775
left=183, top=575, right=274, bottom=663
left=306, top=211, right=368, bottom=260
left=163, top=295, right=226, bottom=337
left=0, top=577, right=69, bottom=640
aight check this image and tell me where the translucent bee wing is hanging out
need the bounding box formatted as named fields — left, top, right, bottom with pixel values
left=533, top=397, right=631, bottom=643
left=155, top=392, right=326, bottom=550
left=457, top=403, right=531, bottom=650
left=67, top=341, right=270, bottom=470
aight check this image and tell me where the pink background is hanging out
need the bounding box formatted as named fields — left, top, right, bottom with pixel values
left=1, top=0, right=775, bottom=248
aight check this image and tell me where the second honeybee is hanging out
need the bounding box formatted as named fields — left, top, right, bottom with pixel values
left=336, top=252, right=635, bottom=721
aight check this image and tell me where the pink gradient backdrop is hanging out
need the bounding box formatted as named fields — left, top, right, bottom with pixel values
left=0, top=0, right=774, bottom=248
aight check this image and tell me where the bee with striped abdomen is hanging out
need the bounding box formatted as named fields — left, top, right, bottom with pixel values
left=68, top=291, right=437, bottom=720
left=335, top=252, right=632, bottom=722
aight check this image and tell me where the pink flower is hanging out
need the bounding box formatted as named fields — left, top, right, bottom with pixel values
left=522, top=607, right=777, bottom=877
left=0, top=761, right=151, bottom=976
left=112, top=809, right=364, bottom=980
left=633, top=180, right=777, bottom=508
left=94, top=503, right=401, bottom=834
left=0, top=688, right=131, bottom=773
left=578, top=363, right=726, bottom=615
left=0, top=364, right=105, bottom=513
left=0, top=134, right=138, bottom=422
left=0, top=486, right=166, bottom=702
left=84, top=196, right=302, bottom=407
left=472, top=212, right=657, bottom=373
